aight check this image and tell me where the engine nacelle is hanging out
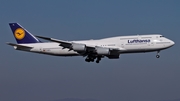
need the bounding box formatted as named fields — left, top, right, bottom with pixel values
left=71, top=44, right=86, bottom=52
left=96, top=48, right=110, bottom=55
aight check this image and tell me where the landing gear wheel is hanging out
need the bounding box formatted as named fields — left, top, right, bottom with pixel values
left=96, top=56, right=101, bottom=63
left=89, top=57, right=95, bottom=62
left=85, top=58, right=90, bottom=62
left=85, top=55, right=95, bottom=62
left=96, top=60, right=100, bottom=63
left=85, top=55, right=102, bottom=63
left=156, top=55, right=160, bottom=58
left=156, top=51, right=160, bottom=58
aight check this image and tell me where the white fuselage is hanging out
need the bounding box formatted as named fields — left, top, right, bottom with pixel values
left=15, top=34, right=174, bottom=56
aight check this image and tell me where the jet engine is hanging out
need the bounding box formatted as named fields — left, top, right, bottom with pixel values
left=71, top=44, right=86, bottom=52
left=96, top=48, right=110, bottom=55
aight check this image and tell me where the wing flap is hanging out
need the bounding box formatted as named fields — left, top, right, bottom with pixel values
left=35, top=35, right=72, bottom=48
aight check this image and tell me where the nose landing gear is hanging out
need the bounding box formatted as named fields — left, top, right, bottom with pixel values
left=156, top=51, right=160, bottom=58
left=156, top=55, right=160, bottom=58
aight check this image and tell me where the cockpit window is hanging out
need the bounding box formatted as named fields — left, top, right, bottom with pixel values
left=160, top=35, right=164, bottom=37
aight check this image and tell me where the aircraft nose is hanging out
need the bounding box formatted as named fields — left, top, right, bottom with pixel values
left=170, top=40, right=175, bottom=46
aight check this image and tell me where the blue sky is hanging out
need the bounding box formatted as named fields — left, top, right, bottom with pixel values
left=0, top=1, right=180, bottom=101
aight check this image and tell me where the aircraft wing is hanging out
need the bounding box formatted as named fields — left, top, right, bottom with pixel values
left=36, top=35, right=72, bottom=48
left=35, top=35, right=96, bottom=49
left=35, top=35, right=121, bottom=55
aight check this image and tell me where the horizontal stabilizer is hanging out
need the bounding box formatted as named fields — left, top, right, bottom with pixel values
left=6, top=42, right=33, bottom=48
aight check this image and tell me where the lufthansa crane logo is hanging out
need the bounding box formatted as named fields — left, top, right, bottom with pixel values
left=14, top=28, right=25, bottom=40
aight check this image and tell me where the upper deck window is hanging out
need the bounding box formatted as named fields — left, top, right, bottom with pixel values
left=141, top=37, right=152, bottom=38
left=120, top=37, right=138, bottom=40
left=160, top=35, right=164, bottom=37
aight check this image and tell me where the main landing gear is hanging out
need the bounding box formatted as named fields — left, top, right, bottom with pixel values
left=156, top=51, right=160, bottom=58
left=85, top=55, right=102, bottom=63
left=85, top=57, right=94, bottom=62
left=96, top=56, right=101, bottom=63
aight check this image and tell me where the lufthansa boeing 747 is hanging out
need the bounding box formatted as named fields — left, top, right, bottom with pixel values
left=7, top=23, right=175, bottom=63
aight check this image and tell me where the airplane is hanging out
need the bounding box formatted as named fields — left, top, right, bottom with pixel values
left=7, top=23, right=175, bottom=63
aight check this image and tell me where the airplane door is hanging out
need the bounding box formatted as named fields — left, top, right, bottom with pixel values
left=39, top=47, right=43, bottom=52
left=121, top=41, right=124, bottom=48
left=149, top=41, right=154, bottom=46
left=119, top=39, right=125, bottom=49
left=139, top=36, right=149, bottom=50
left=138, top=35, right=144, bottom=49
